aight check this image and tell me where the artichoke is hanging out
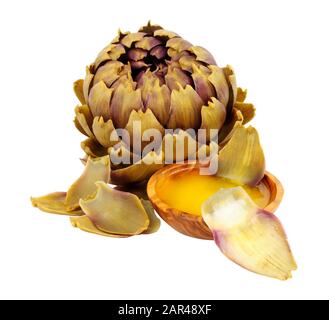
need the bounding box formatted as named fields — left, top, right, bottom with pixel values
left=73, top=22, right=255, bottom=185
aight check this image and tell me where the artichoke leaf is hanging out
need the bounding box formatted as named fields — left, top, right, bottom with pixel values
left=236, top=87, right=247, bottom=103
left=124, top=108, right=165, bottom=152
left=88, top=81, right=113, bottom=121
left=189, top=46, right=216, bottom=65
left=110, top=151, right=164, bottom=185
left=218, top=107, right=244, bottom=146
left=92, top=116, right=118, bottom=149
left=79, top=182, right=149, bottom=235
left=75, top=105, right=95, bottom=139
left=217, top=126, right=265, bottom=186
left=202, top=187, right=297, bottom=280
left=167, top=84, right=203, bottom=130
left=200, top=97, right=226, bottom=142
left=140, top=199, right=161, bottom=234
left=70, top=215, right=128, bottom=238
left=223, top=65, right=237, bottom=114
left=73, top=79, right=86, bottom=104
left=65, top=156, right=111, bottom=211
left=235, top=102, right=255, bottom=125
left=162, top=129, right=199, bottom=163
left=208, top=65, right=229, bottom=107
left=31, top=192, right=83, bottom=216
left=81, top=138, right=109, bottom=158
left=83, top=66, right=94, bottom=103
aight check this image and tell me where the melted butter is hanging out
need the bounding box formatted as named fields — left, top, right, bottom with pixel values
left=157, top=169, right=270, bottom=216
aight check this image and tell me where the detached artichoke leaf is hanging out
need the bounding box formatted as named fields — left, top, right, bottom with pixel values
left=65, top=156, right=111, bottom=211
left=79, top=182, right=150, bottom=235
left=202, top=187, right=297, bottom=280
left=114, top=182, right=149, bottom=200
left=140, top=199, right=161, bottom=234
left=217, top=126, right=265, bottom=186
left=31, top=192, right=83, bottom=216
left=70, top=215, right=128, bottom=238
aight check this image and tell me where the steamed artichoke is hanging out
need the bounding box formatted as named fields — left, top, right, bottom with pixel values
left=73, top=22, right=255, bottom=185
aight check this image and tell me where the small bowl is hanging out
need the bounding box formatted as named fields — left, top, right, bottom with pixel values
left=147, top=163, right=284, bottom=240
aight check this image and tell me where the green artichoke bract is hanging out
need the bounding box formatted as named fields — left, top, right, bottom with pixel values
left=73, top=22, right=255, bottom=184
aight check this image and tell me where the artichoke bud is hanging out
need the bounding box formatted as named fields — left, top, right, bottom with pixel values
left=72, top=22, right=255, bottom=183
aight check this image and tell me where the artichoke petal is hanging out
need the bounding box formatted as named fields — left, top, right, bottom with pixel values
left=73, top=79, right=86, bottom=104
left=191, top=64, right=217, bottom=103
left=93, top=61, right=124, bottom=88
left=223, top=65, right=238, bottom=114
left=141, top=199, right=161, bottom=234
left=154, top=29, right=179, bottom=39
left=139, top=21, right=163, bottom=35
left=94, top=45, right=112, bottom=69
left=138, top=71, right=171, bottom=125
left=81, top=138, right=108, bottom=158
left=208, top=65, right=229, bottom=107
left=166, top=38, right=192, bottom=52
left=237, top=87, right=247, bottom=103
left=217, top=126, right=265, bottom=186
left=108, top=143, right=133, bottom=169
left=111, top=182, right=161, bottom=234
left=110, top=80, right=143, bottom=128
left=121, top=32, right=146, bottom=48
left=125, top=109, right=165, bottom=151
left=65, top=156, right=111, bottom=211
left=201, top=97, right=227, bottom=142
left=94, top=43, right=125, bottom=69
left=74, top=117, right=88, bottom=137
left=79, top=181, right=149, bottom=235
left=107, top=44, right=125, bottom=61
left=189, top=46, right=216, bottom=65
left=218, top=107, right=244, bottom=145
left=110, top=151, right=164, bottom=185
left=135, top=36, right=161, bottom=50
left=165, top=65, right=193, bottom=91
left=31, top=192, right=83, bottom=216
left=83, top=66, right=94, bottom=103
left=150, top=45, right=167, bottom=59
left=111, top=30, right=129, bottom=44
left=75, top=105, right=95, bottom=139
left=127, top=48, right=148, bottom=61
left=167, top=84, right=204, bottom=130
left=178, top=54, right=199, bottom=73
left=88, top=81, right=113, bottom=121
left=71, top=215, right=128, bottom=238
left=92, top=116, right=118, bottom=148
left=162, top=129, right=199, bottom=163
left=235, top=102, right=255, bottom=125
left=131, top=61, right=150, bottom=69
left=202, top=187, right=297, bottom=280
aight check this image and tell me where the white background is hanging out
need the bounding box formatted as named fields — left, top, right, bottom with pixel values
left=0, top=0, right=328, bottom=300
